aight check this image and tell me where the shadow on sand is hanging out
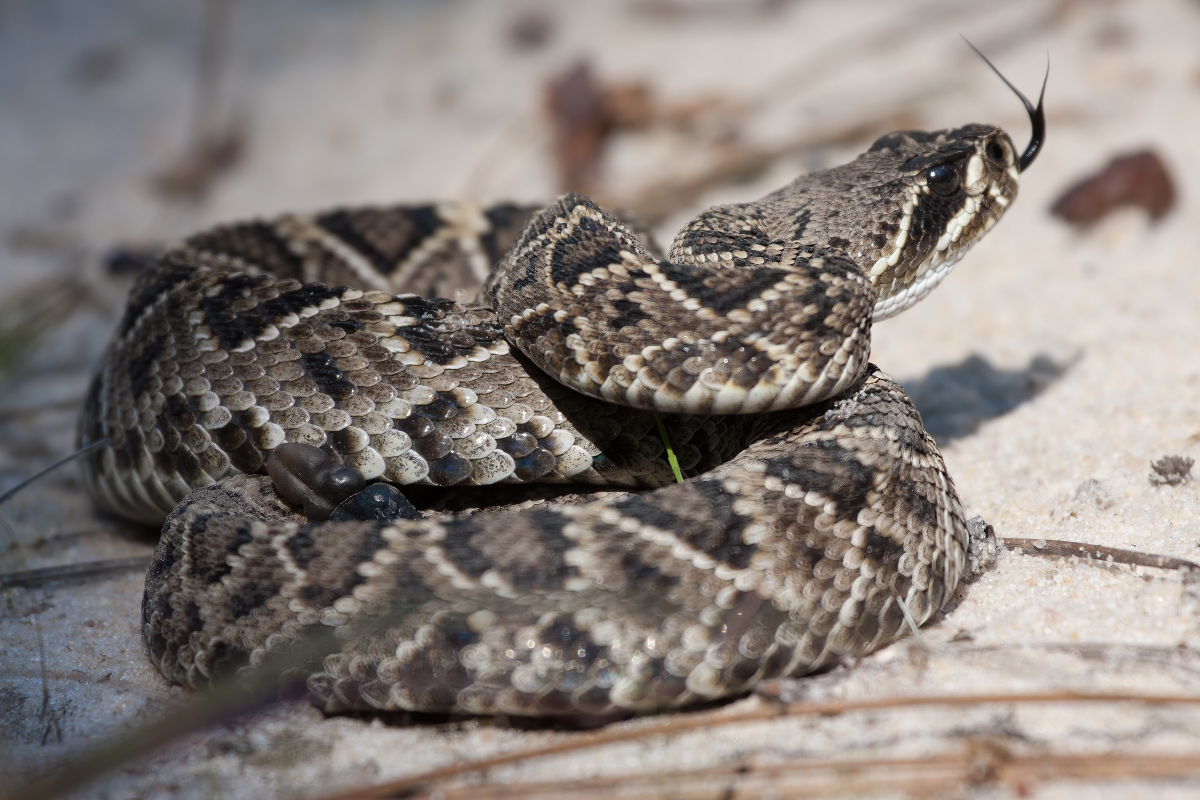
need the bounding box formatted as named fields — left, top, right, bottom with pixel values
left=902, top=353, right=1072, bottom=444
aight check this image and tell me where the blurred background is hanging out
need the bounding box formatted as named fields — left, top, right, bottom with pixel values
left=2, top=0, right=1191, bottom=443
left=3, top=1, right=1200, bottom=797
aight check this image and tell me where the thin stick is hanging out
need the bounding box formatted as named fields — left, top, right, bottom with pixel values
left=0, top=512, right=57, bottom=744
left=1002, top=537, right=1200, bottom=572
left=192, top=0, right=231, bottom=146
left=393, top=751, right=1200, bottom=800
left=319, top=691, right=1200, bottom=800
left=628, top=110, right=918, bottom=225
left=0, top=439, right=107, bottom=508
left=0, top=556, right=152, bottom=589
left=15, top=627, right=346, bottom=800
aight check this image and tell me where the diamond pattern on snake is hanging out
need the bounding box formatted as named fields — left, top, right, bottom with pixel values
left=79, top=68, right=1045, bottom=717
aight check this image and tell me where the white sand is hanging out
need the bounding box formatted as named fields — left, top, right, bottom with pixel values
left=2, top=0, right=1199, bottom=797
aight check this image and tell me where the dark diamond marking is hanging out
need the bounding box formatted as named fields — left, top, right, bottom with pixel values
left=615, top=481, right=756, bottom=570
left=764, top=446, right=872, bottom=520
left=230, top=581, right=277, bottom=619
left=188, top=221, right=306, bottom=280
left=655, top=262, right=790, bottom=315
left=117, top=257, right=196, bottom=338
left=317, top=206, right=442, bottom=275
left=608, top=297, right=650, bottom=330
left=299, top=351, right=356, bottom=401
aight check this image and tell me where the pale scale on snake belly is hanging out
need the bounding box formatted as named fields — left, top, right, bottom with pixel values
left=79, top=70, right=1045, bottom=717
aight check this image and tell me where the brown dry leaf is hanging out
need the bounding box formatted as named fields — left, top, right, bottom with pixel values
left=545, top=61, right=608, bottom=194
left=1051, top=149, right=1176, bottom=225
left=544, top=60, right=740, bottom=196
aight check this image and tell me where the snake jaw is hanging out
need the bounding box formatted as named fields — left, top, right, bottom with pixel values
left=873, top=250, right=963, bottom=321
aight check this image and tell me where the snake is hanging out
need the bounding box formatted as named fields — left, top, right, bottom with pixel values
left=79, top=64, right=1044, bottom=718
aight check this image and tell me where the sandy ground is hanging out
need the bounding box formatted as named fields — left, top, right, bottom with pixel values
left=2, top=0, right=1200, bottom=797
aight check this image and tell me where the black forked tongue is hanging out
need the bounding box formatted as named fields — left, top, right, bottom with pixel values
left=964, top=38, right=1048, bottom=172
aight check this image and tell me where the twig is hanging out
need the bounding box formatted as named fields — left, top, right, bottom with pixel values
left=626, top=109, right=919, bottom=225
left=151, top=0, right=242, bottom=199
left=383, top=751, right=1200, bottom=799
left=1002, top=537, right=1200, bottom=573
left=0, top=556, right=152, bottom=589
left=318, top=691, right=1200, bottom=800
left=34, top=595, right=59, bottom=744
left=193, top=0, right=230, bottom=141
left=0, top=512, right=58, bottom=744
left=0, top=439, right=107, bottom=508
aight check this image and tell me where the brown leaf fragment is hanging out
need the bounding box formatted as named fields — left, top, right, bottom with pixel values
left=1150, top=454, right=1195, bottom=486
left=545, top=61, right=608, bottom=195
left=542, top=61, right=604, bottom=195
left=1051, top=150, right=1176, bottom=226
left=546, top=60, right=708, bottom=195
left=599, top=82, right=656, bottom=130
left=544, top=59, right=751, bottom=201
left=149, top=127, right=245, bottom=201
left=546, top=63, right=661, bottom=195
left=150, top=0, right=240, bottom=202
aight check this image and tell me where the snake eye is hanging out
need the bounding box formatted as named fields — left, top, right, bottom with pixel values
left=986, top=140, right=1005, bottom=163
left=925, top=164, right=960, bottom=197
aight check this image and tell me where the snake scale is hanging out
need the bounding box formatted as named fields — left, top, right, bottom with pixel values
left=80, top=69, right=1044, bottom=717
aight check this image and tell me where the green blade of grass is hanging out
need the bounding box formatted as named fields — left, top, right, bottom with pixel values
left=653, top=411, right=684, bottom=484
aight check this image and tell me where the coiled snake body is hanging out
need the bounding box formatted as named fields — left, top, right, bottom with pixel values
left=80, top=96, right=1042, bottom=716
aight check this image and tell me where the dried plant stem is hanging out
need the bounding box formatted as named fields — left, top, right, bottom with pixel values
left=0, top=439, right=107, bottom=508
left=1002, top=537, right=1200, bottom=572
left=0, top=555, right=152, bottom=589
left=394, top=751, right=1200, bottom=799
left=321, top=691, right=1200, bottom=800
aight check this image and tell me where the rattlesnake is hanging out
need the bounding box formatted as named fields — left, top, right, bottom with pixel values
left=80, top=76, right=1043, bottom=717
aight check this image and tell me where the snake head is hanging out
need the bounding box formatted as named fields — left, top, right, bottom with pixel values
left=854, top=124, right=1024, bottom=320
left=863, top=47, right=1046, bottom=320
